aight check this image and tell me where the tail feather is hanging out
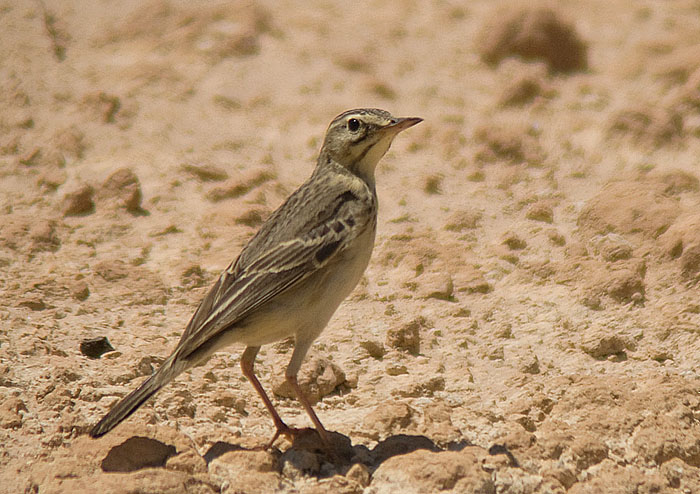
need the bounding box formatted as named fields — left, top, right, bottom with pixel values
left=90, top=357, right=183, bottom=438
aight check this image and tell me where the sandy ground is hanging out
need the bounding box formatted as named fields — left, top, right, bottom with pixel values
left=2, top=0, right=700, bottom=492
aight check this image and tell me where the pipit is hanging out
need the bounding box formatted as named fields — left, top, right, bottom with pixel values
left=89, top=108, right=422, bottom=451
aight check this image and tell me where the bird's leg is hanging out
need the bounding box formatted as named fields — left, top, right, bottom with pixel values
left=284, top=338, right=337, bottom=455
left=285, top=372, right=333, bottom=449
left=240, top=346, right=303, bottom=448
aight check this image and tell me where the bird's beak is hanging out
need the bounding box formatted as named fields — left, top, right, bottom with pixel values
left=383, top=117, right=423, bottom=134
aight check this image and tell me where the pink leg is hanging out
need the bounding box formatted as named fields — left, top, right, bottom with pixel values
left=240, top=346, right=303, bottom=448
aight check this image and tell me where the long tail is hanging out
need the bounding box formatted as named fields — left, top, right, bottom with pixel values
left=89, top=356, right=185, bottom=438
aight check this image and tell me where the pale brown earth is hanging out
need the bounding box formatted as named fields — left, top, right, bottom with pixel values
left=2, top=1, right=700, bottom=493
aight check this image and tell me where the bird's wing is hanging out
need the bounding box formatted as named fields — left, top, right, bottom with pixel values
left=175, top=185, right=375, bottom=359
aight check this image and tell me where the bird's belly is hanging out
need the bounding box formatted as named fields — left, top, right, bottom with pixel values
left=226, top=225, right=376, bottom=348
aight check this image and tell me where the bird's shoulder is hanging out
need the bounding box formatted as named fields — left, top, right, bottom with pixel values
left=233, top=162, right=376, bottom=272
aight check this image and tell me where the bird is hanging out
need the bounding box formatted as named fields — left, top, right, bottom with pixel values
left=89, top=108, right=422, bottom=451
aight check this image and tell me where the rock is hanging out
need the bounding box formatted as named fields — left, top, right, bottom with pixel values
left=656, top=169, right=700, bottom=195
left=69, top=280, right=90, bottom=301
left=519, top=353, right=540, bottom=374
left=29, top=219, right=60, bottom=252
left=209, top=449, right=281, bottom=494
left=17, top=294, right=47, bottom=311
left=494, top=467, right=549, bottom=494
left=577, top=182, right=680, bottom=240
left=280, top=448, right=320, bottom=479
left=0, top=397, right=27, bottom=429
left=422, top=402, right=461, bottom=443
left=499, top=70, right=550, bottom=107
left=680, top=243, right=700, bottom=281
left=423, top=174, right=442, bottom=194
left=272, top=355, right=345, bottom=404
left=660, top=458, right=700, bottom=493
left=601, top=265, right=645, bottom=304
left=345, top=463, right=370, bottom=487
left=165, top=449, right=207, bottom=474
left=588, top=233, right=633, bottom=262
left=607, top=106, right=683, bottom=147
left=386, top=317, right=424, bottom=354
left=358, top=339, right=386, bottom=359
left=560, top=437, right=608, bottom=471
left=80, top=337, right=115, bottom=359
left=361, top=401, right=415, bottom=439
left=444, top=209, right=482, bottom=232
left=631, top=414, right=700, bottom=467
left=53, top=126, right=86, bottom=159
left=416, top=271, right=454, bottom=300
left=182, top=163, right=229, bottom=181
left=566, top=460, right=665, bottom=494
left=478, top=6, right=587, bottom=73
left=658, top=213, right=700, bottom=262
left=98, top=168, right=143, bottom=213
left=474, top=124, right=544, bottom=164
left=206, top=168, right=274, bottom=202
left=580, top=331, right=634, bottom=359
left=525, top=201, right=553, bottom=223
left=62, top=183, right=95, bottom=216
left=547, top=229, right=566, bottom=246
left=391, top=376, right=446, bottom=398
left=502, top=231, right=527, bottom=250
left=454, top=265, right=492, bottom=294
left=95, top=259, right=130, bottom=281
left=37, top=163, right=68, bottom=192
left=372, top=447, right=494, bottom=494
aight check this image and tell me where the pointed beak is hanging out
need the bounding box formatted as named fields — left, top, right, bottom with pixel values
left=383, top=116, right=423, bottom=134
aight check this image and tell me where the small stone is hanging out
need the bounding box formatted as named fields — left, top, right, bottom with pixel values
left=547, top=229, right=566, bottom=246
left=526, top=202, right=553, bottom=223
left=98, top=168, right=143, bottom=213
left=272, top=355, right=345, bottom=404
left=62, top=184, right=95, bottom=216
left=182, top=163, right=229, bottom=182
left=38, top=167, right=67, bottom=191
left=478, top=6, right=588, bottom=73
left=361, top=401, right=415, bottom=439
left=589, top=233, right=633, bottom=262
left=0, top=397, right=27, bottom=429
left=444, top=209, right=482, bottom=232
left=69, top=280, right=90, bottom=301
left=502, top=231, right=527, bottom=250
left=345, top=463, right=370, bottom=487
left=386, top=363, right=408, bottom=376
left=17, top=294, right=46, bottom=311
left=520, top=354, right=540, bottom=374
left=29, top=220, right=60, bottom=252
left=416, top=272, right=454, bottom=301
left=359, top=339, right=386, bottom=359
left=580, top=332, right=633, bottom=359
left=424, top=174, right=443, bottom=194
left=80, top=337, right=115, bottom=359
left=281, top=448, right=320, bottom=479
left=386, top=317, right=424, bottom=355
left=206, top=169, right=274, bottom=202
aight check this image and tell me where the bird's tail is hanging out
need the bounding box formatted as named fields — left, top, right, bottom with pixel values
left=89, top=356, right=185, bottom=438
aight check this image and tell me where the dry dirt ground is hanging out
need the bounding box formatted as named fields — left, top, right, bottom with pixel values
left=2, top=1, right=700, bottom=493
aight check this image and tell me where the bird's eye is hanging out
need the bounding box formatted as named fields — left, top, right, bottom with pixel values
left=347, top=118, right=360, bottom=132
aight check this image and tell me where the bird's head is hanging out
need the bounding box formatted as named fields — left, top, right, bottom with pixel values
left=319, top=108, right=422, bottom=185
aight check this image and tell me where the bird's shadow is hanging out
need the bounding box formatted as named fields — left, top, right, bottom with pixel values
left=98, top=430, right=519, bottom=477
left=202, top=430, right=517, bottom=478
